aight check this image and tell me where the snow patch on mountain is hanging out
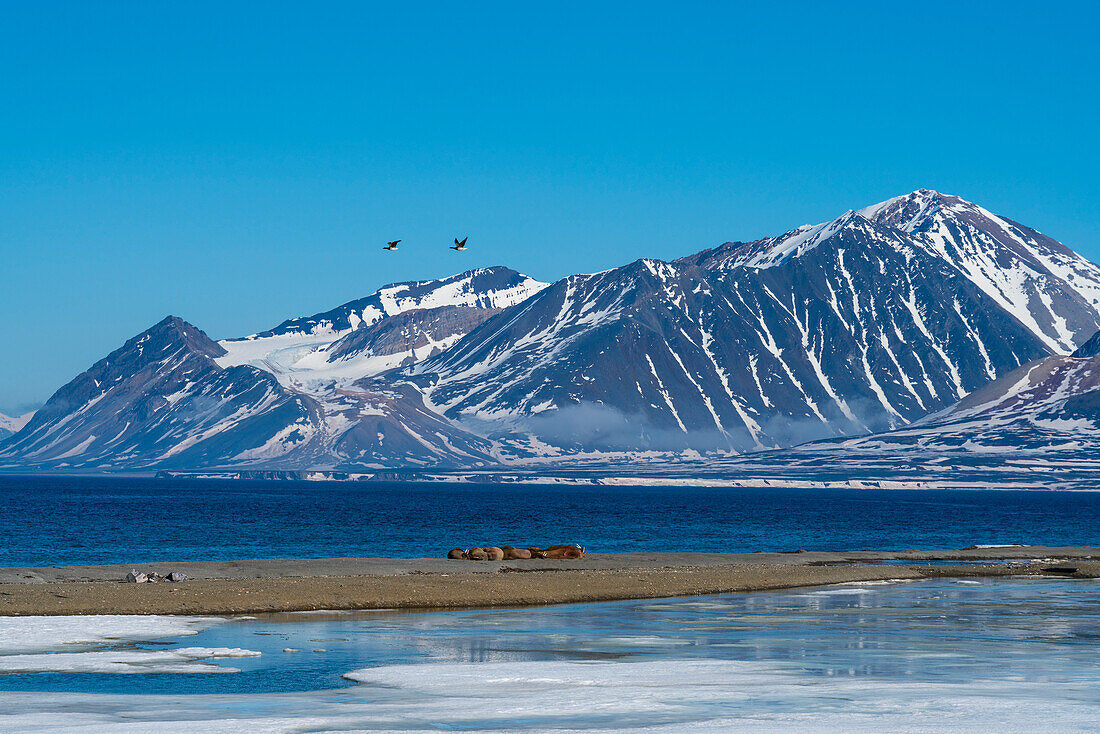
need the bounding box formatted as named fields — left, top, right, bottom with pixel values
left=246, top=267, right=547, bottom=340
left=217, top=268, right=547, bottom=398
left=0, top=411, right=35, bottom=439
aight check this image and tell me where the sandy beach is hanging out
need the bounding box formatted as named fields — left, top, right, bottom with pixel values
left=0, top=546, right=1095, bottom=616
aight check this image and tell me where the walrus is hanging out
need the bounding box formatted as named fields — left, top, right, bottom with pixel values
left=485, top=546, right=505, bottom=561
left=501, top=546, right=532, bottom=560
left=529, top=544, right=585, bottom=559
left=447, top=548, right=466, bottom=559
left=466, top=547, right=488, bottom=561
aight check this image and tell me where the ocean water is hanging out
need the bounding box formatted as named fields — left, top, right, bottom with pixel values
left=0, top=579, right=1097, bottom=732
left=1, top=475, right=1099, bottom=566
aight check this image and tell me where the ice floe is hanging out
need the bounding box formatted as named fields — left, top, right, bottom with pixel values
left=0, top=647, right=259, bottom=675
left=0, top=615, right=225, bottom=655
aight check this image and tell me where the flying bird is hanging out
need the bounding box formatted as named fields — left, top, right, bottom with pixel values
left=451, top=237, right=468, bottom=251
left=383, top=240, right=400, bottom=251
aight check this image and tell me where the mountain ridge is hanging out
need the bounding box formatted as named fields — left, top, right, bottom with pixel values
left=248, top=267, right=548, bottom=340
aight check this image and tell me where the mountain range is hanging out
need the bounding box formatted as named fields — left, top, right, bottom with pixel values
left=4, top=189, right=1100, bottom=472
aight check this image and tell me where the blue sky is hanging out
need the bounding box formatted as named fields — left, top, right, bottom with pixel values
left=1, top=1, right=1098, bottom=413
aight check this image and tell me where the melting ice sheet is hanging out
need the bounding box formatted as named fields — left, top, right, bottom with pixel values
left=1, top=579, right=1098, bottom=732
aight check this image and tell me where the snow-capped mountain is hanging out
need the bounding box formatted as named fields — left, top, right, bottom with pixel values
left=690, top=190, right=1100, bottom=354
left=0, top=315, right=499, bottom=470
left=413, top=208, right=1055, bottom=451
left=5, top=190, right=1100, bottom=470
left=859, top=189, right=1100, bottom=353
left=0, top=317, right=325, bottom=469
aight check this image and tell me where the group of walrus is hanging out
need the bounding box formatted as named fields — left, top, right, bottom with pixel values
left=447, top=544, right=586, bottom=561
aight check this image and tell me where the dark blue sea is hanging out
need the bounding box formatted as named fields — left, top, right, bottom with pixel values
left=1, top=474, right=1098, bottom=566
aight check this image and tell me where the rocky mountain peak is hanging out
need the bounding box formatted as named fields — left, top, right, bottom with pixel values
left=856, top=189, right=947, bottom=232
left=138, top=315, right=228, bottom=359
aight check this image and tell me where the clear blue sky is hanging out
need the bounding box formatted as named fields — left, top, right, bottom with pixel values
left=1, top=1, right=1098, bottom=414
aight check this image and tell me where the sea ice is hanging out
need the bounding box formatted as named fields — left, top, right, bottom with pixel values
left=0, top=647, right=260, bottom=675
left=0, top=615, right=226, bottom=655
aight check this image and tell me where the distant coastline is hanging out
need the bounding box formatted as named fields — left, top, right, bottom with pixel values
left=2, top=466, right=1097, bottom=491
left=152, top=469, right=1100, bottom=491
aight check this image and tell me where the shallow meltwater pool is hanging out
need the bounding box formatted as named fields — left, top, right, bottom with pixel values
left=849, top=558, right=1034, bottom=565
left=0, top=578, right=1098, bottom=732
